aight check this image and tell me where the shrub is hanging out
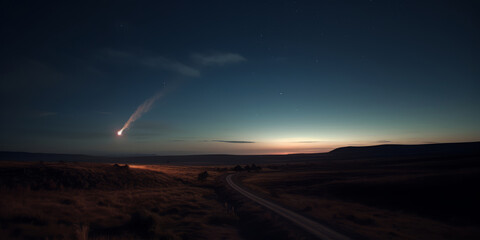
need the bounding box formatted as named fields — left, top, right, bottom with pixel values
left=233, top=165, right=244, bottom=172
left=197, top=171, right=209, bottom=181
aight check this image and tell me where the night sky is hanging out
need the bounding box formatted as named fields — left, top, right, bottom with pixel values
left=1, top=0, right=479, bottom=155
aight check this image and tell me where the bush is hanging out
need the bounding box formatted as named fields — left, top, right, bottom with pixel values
left=197, top=171, right=209, bottom=181
left=251, top=164, right=261, bottom=171
left=233, top=165, right=244, bottom=172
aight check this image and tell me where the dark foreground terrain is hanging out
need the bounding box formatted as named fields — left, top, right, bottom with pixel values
left=0, top=162, right=241, bottom=239
left=1, top=142, right=480, bottom=239
left=241, top=151, right=480, bottom=239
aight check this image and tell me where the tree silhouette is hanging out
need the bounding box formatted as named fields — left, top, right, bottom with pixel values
left=233, top=165, right=244, bottom=172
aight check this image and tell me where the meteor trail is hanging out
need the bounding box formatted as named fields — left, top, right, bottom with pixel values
left=116, top=92, right=163, bottom=136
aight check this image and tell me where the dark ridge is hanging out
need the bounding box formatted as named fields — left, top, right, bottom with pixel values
left=328, top=141, right=480, bottom=159
left=112, top=153, right=327, bottom=165
left=0, top=151, right=327, bottom=165
left=0, top=151, right=103, bottom=162
left=1, top=141, right=479, bottom=164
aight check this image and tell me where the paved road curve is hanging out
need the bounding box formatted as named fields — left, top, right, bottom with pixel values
left=226, top=174, right=351, bottom=240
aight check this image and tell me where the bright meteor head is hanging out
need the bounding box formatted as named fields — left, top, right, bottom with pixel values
left=116, top=91, right=163, bottom=138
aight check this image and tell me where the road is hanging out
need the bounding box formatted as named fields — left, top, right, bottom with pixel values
left=226, top=174, right=351, bottom=240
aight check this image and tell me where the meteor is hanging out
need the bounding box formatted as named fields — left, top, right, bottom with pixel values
left=116, top=92, right=163, bottom=136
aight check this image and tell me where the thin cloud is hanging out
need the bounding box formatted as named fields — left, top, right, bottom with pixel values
left=292, top=141, right=320, bottom=143
left=103, top=49, right=200, bottom=77
left=376, top=140, right=392, bottom=143
left=212, top=140, right=255, bottom=144
left=142, top=57, right=200, bottom=77
left=102, top=49, right=245, bottom=77
left=192, top=53, right=246, bottom=66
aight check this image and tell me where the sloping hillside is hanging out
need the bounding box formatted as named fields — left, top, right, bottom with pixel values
left=329, top=142, right=480, bottom=159
left=0, top=161, right=177, bottom=190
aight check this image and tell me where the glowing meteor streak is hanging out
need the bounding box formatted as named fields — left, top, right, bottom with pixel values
left=116, top=92, right=163, bottom=136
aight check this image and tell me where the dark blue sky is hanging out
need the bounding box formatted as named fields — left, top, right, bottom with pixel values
left=1, top=0, right=479, bottom=155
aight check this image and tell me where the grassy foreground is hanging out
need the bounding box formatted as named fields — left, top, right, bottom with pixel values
left=0, top=162, right=240, bottom=240
left=241, top=154, right=480, bottom=240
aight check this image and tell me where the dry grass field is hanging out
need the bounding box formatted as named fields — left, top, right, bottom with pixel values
left=2, top=143, right=479, bottom=239
left=0, top=161, right=240, bottom=240
left=241, top=154, right=480, bottom=240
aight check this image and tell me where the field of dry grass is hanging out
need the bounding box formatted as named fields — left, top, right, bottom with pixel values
left=241, top=155, right=480, bottom=240
left=2, top=145, right=479, bottom=240
left=0, top=161, right=240, bottom=240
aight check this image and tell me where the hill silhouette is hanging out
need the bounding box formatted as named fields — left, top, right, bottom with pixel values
left=1, top=141, right=479, bottom=164
left=329, top=141, right=480, bottom=159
